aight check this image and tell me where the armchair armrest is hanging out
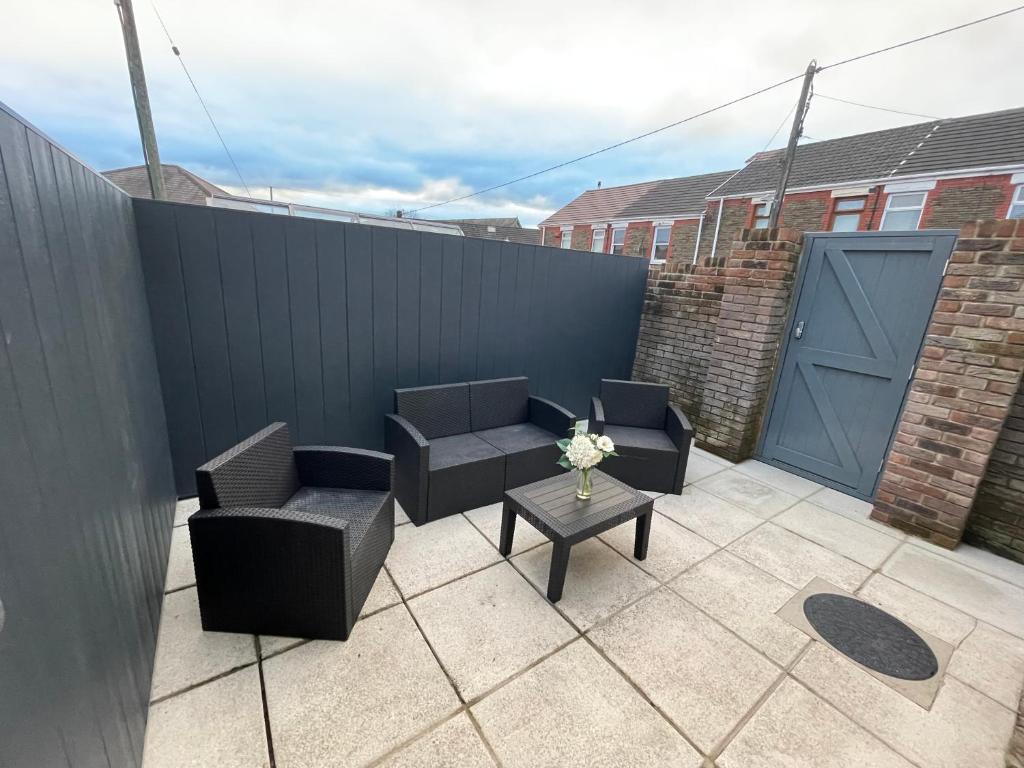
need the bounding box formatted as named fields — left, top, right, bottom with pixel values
left=589, top=397, right=605, bottom=435
left=529, top=396, right=575, bottom=436
left=665, top=404, right=694, bottom=494
left=293, top=446, right=393, bottom=491
left=189, top=505, right=350, bottom=532
left=384, top=414, right=429, bottom=525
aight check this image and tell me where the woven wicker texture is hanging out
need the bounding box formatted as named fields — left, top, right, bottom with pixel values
left=395, top=383, right=471, bottom=439
left=528, top=396, right=575, bottom=437
left=195, top=422, right=299, bottom=509
left=294, top=446, right=392, bottom=492
left=282, top=487, right=391, bottom=550
left=384, top=415, right=429, bottom=525
left=599, top=379, right=669, bottom=429
left=469, top=377, right=529, bottom=431
left=588, top=397, right=605, bottom=435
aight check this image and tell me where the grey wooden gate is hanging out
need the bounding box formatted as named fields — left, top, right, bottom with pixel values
left=759, top=231, right=956, bottom=499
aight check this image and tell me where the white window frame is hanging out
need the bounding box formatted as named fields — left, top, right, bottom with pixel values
left=591, top=228, right=606, bottom=253
left=609, top=227, right=626, bottom=255
left=751, top=201, right=771, bottom=229
left=880, top=191, right=927, bottom=231
left=559, top=229, right=572, bottom=249
left=650, top=225, right=671, bottom=264
left=1008, top=185, right=1024, bottom=219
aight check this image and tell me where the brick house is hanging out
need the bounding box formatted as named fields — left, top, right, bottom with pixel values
left=541, top=106, right=1024, bottom=267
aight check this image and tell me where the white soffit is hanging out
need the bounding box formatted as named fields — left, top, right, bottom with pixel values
left=884, top=180, right=937, bottom=194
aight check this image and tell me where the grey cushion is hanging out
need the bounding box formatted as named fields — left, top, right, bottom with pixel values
left=282, top=486, right=390, bottom=550
left=470, top=377, right=530, bottom=431
left=603, top=424, right=677, bottom=453
left=600, top=379, right=669, bottom=430
left=395, top=383, right=471, bottom=439
left=429, top=433, right=504, bottom=470
left=474, top=422, right=556, bottom=453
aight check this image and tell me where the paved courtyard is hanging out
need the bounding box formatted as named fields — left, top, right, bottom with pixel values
left=144, top=448, right=1024, bottom=767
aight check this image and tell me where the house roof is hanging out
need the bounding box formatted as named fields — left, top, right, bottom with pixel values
left=102, top=164, right=229, bottom=205
left=438, top=217, right=540, bottom=244
left=539, top=169, right=739, bottom=227
left=710, top=105, right=1024, bottom=198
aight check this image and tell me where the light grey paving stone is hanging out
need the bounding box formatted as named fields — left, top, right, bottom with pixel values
left=656, top=486, right=764, bottom=547
left=511, top=538, right=658, bottom=631
left=395, top=500, right=412, bottom=526
left=149, top=587, right=256, bottom=701
left=732, top=460, right=822, bottom=498
left=258, top=635, right=305, bottom=658
left=883, top=544, right=1024, bottom=638
left=464, top=502, right=548, bottom=556
left=164, top=524, right=195, bottom=592
left=727, top=523, right=871, bottom=592
left=855, top=574, right=976, bottom=647
left=641, top=489, right=664, bottom=499
left=387, top=514, right=501, bottom=597
left=908, top=539, right=1024, bottom=589
left=696, top=470, right=799, bottom=519
left=471, top=640, right=702, bottom=768
left=173, top=497, right=198, bottom=527
left=589, top=587, right=781, bottom=753
left=378, top=713, right=496, bottom=768
left=717, top=678, right=914, bottom=768
left=794, top=643, right=1016, bottom=768
left=142, top=666, right=269, bottom=768
left=599, top=512, right=717, bottom=582
left=683, top=451, right=730, bottom=485
left=806, top=486, right=877, bottom=523
left=263, top=605, right=460, bottom=768
left=772, top=501, right=901, bottom=569
left=692, top=446, right=733, bottom=467
left=408, top=562, right=577, bottom=701
left=671, top=551, right=808, bottom=666
left=948, top=622, right=1024, bottom=709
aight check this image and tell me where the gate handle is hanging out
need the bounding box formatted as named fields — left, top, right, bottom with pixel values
left=794, top=321, right=805, bottom=339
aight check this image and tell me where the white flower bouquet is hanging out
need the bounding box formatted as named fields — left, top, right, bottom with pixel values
left=557, top=423, right=617, bottom=499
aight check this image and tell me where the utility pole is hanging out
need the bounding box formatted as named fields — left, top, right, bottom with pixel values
left=768, top=59, right=817, bottom=229
left=114, top=0, right=166, bottom=200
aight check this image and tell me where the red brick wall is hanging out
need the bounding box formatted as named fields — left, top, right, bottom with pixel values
left=921, top=176, right=1016, bottom=229
left=778, top=190, right=831, bottom=232
left=570, top=225, right=592, bottom=250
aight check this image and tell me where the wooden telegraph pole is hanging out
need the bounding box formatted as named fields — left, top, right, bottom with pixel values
left=114, top=0, right=166, bottom=200
left=768, top=60, right=817, bottom=229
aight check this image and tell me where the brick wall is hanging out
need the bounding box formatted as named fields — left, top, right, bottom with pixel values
left=668, top=220, right=700, bottom=267
left=779, top=190, right=831, bottom=232
left=571, top=225, right=591, bottom=250
left=625, top=222, right=653, bottom=258
left=696, top=199, right=749, bottom=264
left=922, top=177, right=1015, bottom=229
left=871, top=219, right=1024, bottom=548
left=542, top=227, right=560, bottom=247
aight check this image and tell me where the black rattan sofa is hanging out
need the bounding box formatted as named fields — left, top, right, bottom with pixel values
left=188, top=422, right=394, bottom=641
left=589, top=379, right=693, bottom=494
left=385, top=377, right=575, bottom=525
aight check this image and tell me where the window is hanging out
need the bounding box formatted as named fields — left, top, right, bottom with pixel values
left=560, top=229, right=572, bottom=249
left=651, top=225, right=671, bottom=263
left=591, top=228, right=606, bottom=253
left=1009, top=185, right=1024, bottom=219
left=751, top=202, right=771, bottom=229
left=610, top=227, right=626, bottom=255
left=880, top=192, right=927, bottom=231
left=829, top=197, right=866, bottom=232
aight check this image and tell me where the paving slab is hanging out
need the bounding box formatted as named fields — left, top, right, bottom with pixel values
left=727, top=523, right=871, bottom=592
left=772, top=501, right=901, bottom=569
left=377, top=713, right=495, bottom=768
left=908, top=539, right=1024, bottom=589
left=464, top=502, right=548, bottom=555
left=948, top=622, right=1024, bottom=709
left=395, top=501, right=412, bottom=526
left=511, top=538, right=658, bottom=630
left=671, top=551, right=808, bottom=666
left=856, top=574, right=975, bottom=647
left=164, top=525, right=195, bottom=592
left=696, top=470, right=800, bottom=519
left=795, top=643, right=1016, bottom=768
left=408, top=562, right=577, bottom=701
left=805, top=486, right=874, bottom=519
left=387, top=514, right=502, bottom=597
left=656, top=486, right=764, bottom=547
left=142, top=666, right=269, bottom=768
left=684, top=451, right=730, bottom=484
left=149, top=587, right=256, bottom=701
left=717, top=678, right=914, bottom=768
left=732, top=460, right=822, bottom=498
left=598, top=512, right=716, bottom=582
left=692, top=446, right=733, bottom=467
left=262, top=605, right=460, bottom=767
left=471, top=640, right=702, bottom=768
left=589, top=587, right=781, bottom=753
left=882, top=544, right=1024, bottom=638
left=173, top=497, right=198, bottom=527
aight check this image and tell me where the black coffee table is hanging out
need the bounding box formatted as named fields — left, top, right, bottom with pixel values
left=500, top=470, right=654, bottom=602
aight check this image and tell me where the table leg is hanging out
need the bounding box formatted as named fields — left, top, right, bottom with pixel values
left=499, top=503, right=516, bottom=557
left=634, top=511, right=652, bottom=560
left=547, top=542, right=571, bottom=603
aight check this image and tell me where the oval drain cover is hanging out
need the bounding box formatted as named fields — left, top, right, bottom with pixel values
left=803, top=593, right=938, bottom=681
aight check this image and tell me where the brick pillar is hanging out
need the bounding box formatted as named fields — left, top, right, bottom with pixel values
left=871, top=219, right=1024, bottom=548
left=697, top=228, right=804, bottom=461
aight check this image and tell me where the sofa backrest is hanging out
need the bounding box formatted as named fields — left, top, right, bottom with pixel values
left=470, top=377, right=530, bottom=431
left=394, top=383, right=471, bottom=439
left=195, top=422, right=300, bottom=509
left=600, top=379, right=668, bottom=429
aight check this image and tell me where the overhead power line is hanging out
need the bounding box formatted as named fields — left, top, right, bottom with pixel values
left=816, top=93, right=942, bottom=121
left=149, top=1, right=251, bottom=196
left=406, top=4, right=1024, bottom=215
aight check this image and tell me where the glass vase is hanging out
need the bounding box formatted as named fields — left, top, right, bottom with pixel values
left=575, top=468, right=593, bottom=500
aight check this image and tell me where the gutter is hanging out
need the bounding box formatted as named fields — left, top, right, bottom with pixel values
left=692, top=212, right=705, bottom=265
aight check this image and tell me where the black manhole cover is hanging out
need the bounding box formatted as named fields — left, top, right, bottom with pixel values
left=803, top=593, right=938, bottom=681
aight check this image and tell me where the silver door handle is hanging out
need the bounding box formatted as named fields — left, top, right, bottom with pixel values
left=794, top=321, right=805, bottom=339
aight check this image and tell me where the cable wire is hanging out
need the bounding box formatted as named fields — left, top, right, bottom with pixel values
left=816, top=93, right=942, bottom=121
left=149, top=1, right=251, bottom=196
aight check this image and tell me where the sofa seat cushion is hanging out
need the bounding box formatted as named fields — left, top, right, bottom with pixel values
left=475, top=422, right=564, bottom=489
left=474, top=422, right=556, bottom=453
left=428, top=433, right=504, bottom=470
left=425, top=434, right=505, bottom=521
left=603, top=425, right=677, bottom=453
left=282, top=487, right=390, bottom=550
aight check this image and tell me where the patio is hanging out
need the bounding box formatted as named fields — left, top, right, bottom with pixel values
left=145, top=449, right=1024, bottom=768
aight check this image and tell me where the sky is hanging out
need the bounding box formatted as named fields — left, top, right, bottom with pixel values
left=2, top=1, right=1022, bottom=226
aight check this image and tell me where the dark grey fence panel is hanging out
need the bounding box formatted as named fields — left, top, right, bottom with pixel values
left=0, top=104, right=175, bottom=768
left=136, top=198, right=649, bottom=496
